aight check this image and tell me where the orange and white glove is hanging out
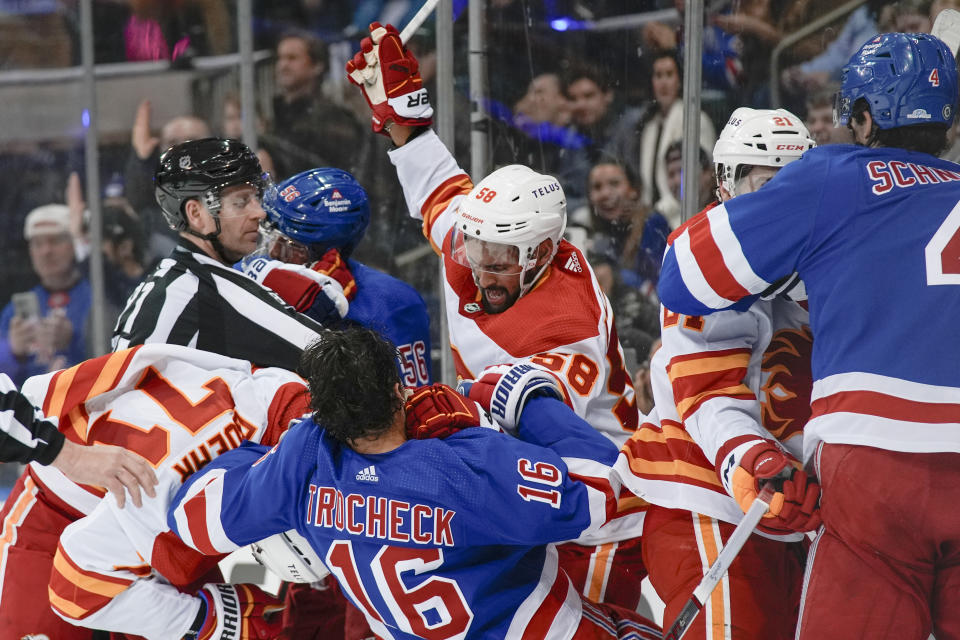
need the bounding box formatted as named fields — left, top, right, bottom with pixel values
left=717, top=438, right=822, bottom=534
left=345, top=22, right=433, bottom=135
left=184, top=583, right=283, bottom=640
left=308, top=248, right=356, bottom=301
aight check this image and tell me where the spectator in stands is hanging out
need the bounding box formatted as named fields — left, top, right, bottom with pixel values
left=663, top=140, right=715, bottom=218
left=804, top=87, right=853, bottom=146
left=643, top=0, right=745, bottom=94
left=123, top=0, right=232, bottom=62
left=637, top=51, right=716, bottom=228
left=780, top=0, right=887, bottom=98
left=581, top=161, right=670, bottom=303
left=267, top=29, right=365, bottom=179
left=559, top=66, right=644, bottom=212
left=514, top=72, right=571, bottom=129
left=65, top=172, right=149, bottom=320
left=124, top=100, right=211, bottom=260
left=0, top=206, right=90, bottom=385
left=220, top=92, right=277, bottom=178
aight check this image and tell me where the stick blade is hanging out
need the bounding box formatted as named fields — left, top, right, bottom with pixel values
left=932, top=8, right=960, bottom=59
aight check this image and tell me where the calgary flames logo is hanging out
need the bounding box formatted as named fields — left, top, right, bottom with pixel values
left=760, top=326, right=813, bottom=442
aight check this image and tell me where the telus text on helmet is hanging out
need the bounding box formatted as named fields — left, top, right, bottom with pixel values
left=531, top=183, right=561, bottom=198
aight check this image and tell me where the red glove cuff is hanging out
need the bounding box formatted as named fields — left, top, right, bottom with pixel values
left=310, top=249, right=357, bottom=300
left=262, top=270, right=319, bottom=312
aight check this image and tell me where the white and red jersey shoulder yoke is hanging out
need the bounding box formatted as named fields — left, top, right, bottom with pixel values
left=390, top=130, right=639, bottom=446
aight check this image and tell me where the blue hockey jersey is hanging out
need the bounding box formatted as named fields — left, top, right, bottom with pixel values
left=168, top=397, right=621, bottom=640
left=346, top=259, right=432, bottom=385
left=658, top=144, right=960, bottom=461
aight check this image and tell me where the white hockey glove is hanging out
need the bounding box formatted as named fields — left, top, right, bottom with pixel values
left=456, top=363, right=564, bottom=436
left=242, top=257, right=349, bottom=322
left=250, top=529, right=330, bottom=584
left=183, top=583, right=283, bottom=640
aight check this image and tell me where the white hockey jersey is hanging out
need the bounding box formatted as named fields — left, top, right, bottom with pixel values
left=389, top=130, right=639, bottom=445
left=389, top=131, right=646, bottom=543
left=20, top=345, right=309, bottom=639
left=616, top=295, right=812, bottom=536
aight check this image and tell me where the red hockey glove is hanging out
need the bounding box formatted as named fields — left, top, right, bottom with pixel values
left=243, top=257, right=348, bottom=322
left=186, top=583, right=283, bottom=640
left=345, top=22, right=433, bottom=135
left=308, top=249, right=357, bottom=301
left=456, top=363, right=564, bottom=436
left=405, top=383, right=481, bottom=439
left=717, top=439, right=822, bottom=534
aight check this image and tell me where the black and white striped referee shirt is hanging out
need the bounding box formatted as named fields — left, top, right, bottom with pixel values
left=112, top=238, right=326, bottom=371
left=0, top=373, right=63, bottom=465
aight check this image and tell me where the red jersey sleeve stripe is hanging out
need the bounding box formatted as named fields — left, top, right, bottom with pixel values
left=182, top=486, right=221, bottom=556
left=264, top=381, right=310, bottom=446
left=687, top=212, right=753, bottom=301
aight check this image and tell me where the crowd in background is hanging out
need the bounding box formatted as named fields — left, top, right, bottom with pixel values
left=2, top=0, right=958, bottom=404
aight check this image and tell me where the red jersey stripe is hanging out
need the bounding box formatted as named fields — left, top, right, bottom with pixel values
left=687, top=213, right=753, bottom=301
left=811, top=390, right=960, bottom=423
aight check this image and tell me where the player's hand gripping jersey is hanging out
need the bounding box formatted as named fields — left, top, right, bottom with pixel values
left=388, top=129, right=638, bottom=445
left=617, top=295, right=812, bottom=535
left=658, top=145, right=960, bottom=462
left=17, top=345, right=308, bottom=639
left=169, top=397, right=659, bottom=640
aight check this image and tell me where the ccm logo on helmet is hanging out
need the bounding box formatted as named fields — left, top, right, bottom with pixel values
left=776, top=144, right=806, bottom=151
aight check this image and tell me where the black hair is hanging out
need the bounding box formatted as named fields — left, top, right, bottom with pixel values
left=300, top=327, right=403, bottom=445
left=588, top=157, right=641, bottom=192
left=648, top=49, right=683, bottom=85
left=278, top=28, right=329, bottom=71
left=563, top=64, right=614, bottom=95
left=850, top=98, right=948, bottom=155
left=664, top=139, right=711, bottom=169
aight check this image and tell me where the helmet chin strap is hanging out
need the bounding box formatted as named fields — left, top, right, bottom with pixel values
left=183, top=191, right=245, bottom=265
left=184, top=210, right=243, bottom=265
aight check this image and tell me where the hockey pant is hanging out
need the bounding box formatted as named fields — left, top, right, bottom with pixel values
left=281, top=578, right=378, bottom=640
left=556, top=536, right=647, bottom=611
left=797, top=444, right=960, bottom=640
left=642, top=504, right=805, bottom=640
left=0, top=470, right=96, bottom=639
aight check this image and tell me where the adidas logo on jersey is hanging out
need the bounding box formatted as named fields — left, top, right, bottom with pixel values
left=355, top=465, right=379, bottom=482
left=564, top=253, right=583, bottom=273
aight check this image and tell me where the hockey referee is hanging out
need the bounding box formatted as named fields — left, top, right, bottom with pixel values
left=113, top=138, right=343, bottom=371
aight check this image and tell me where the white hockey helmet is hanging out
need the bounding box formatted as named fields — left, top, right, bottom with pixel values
left=249, top=529, right=330, bottom=584
left=451, top=164, right=566, bottom=298
left=713, top=107, right=815, bottom=198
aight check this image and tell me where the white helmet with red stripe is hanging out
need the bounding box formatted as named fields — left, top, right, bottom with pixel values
left=451, top=164, right=566, bottom=298
left=713, top=107, right=815, bottom=198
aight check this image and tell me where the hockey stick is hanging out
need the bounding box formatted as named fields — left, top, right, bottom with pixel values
left=661, top=485, right=776, bottom=640
left=932, top=8, right=960, bottom=59
left=399, top=0, right=442, bottom=44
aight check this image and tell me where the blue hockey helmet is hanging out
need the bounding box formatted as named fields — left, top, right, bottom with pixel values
left=834, top=33, right=958, bottom=130
left=261, top=167, right=370, bottom=262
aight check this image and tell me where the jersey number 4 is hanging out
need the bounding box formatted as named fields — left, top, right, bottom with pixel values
left=925, top=201, right=960, bottom=284
left=327, top=541, right=474, bottom=640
